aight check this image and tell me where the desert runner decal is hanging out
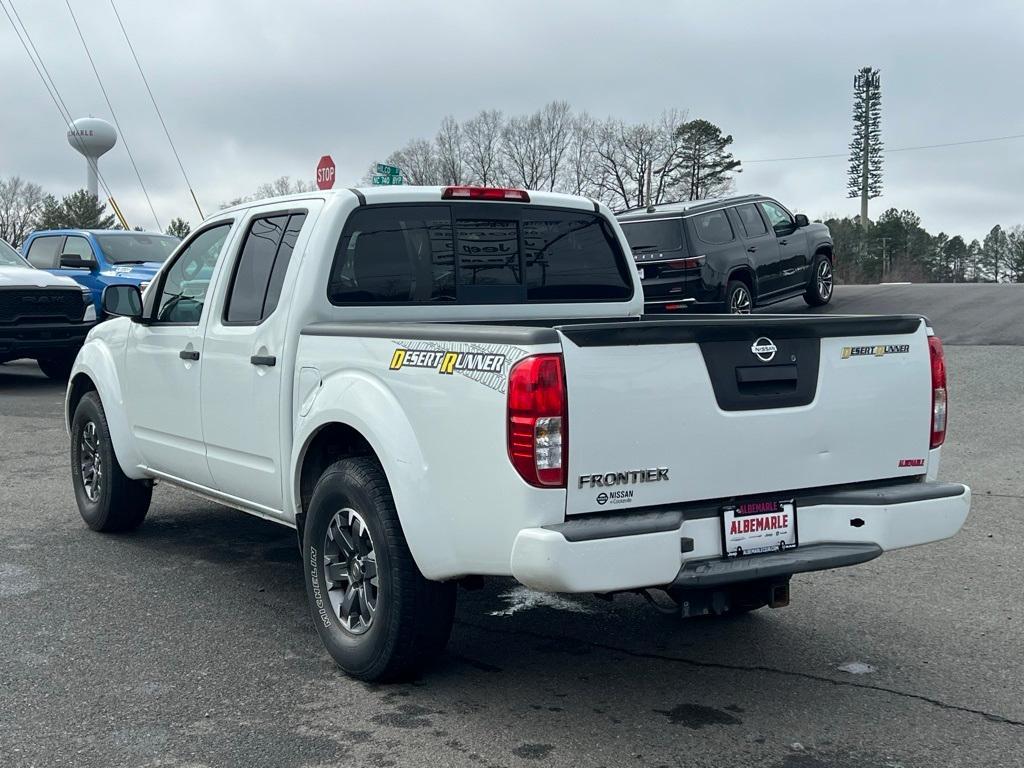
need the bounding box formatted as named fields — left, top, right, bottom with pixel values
left=388, top=339, right=528, bottom=393
left=841, top=344, right=910, bottom=359
left=390, top=348, right=505, bottom=375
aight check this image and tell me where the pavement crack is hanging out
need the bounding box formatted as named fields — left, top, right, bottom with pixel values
left=455, top=619, right=1024, bottom=728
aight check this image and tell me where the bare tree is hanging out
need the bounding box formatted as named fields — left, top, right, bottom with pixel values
left=565, top=112, right=598, bottom=198
left=540, top=101, right=573, bottom=191
left=222, top=176, right=315, bottom=208
left=255, top=176, right=315, bottom=199
left=436, top=116, right=466, bottom=185
left=463, top=110, right=504, bottom=186
left=0, top=176, right=46, bottom=247
left=502, top=111, right=548, bottom=190
left=382, top=138, right=442, bottom=185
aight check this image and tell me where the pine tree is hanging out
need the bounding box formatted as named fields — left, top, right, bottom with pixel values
left=981, top=224, right=1008, bottom=282
left=672, top=120, right=742, bottom=200
left=166, top=217, right=191, bottom=239
left=847, top=67, right=883, bottom=231
left=35, top=190, right=116, bottom=230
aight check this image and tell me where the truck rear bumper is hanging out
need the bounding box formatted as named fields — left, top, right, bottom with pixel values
left=509, top=481, right=970, bottom=593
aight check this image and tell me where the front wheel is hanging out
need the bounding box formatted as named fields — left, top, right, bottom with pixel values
left=804, top=255, right=834, bottom=306
left=70, top=392, right=152, bottom=531
left=725, top=280, right=753, bottom=315
left=303, top=456, right=456, bottom=682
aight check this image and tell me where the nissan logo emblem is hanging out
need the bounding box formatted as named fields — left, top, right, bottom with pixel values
left=751, top=337, right=777, bottom=362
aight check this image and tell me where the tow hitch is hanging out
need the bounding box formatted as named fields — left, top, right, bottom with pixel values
left=656, top=576, right=793, bottom=618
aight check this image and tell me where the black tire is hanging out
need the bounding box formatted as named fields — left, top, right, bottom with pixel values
left=303, top=456, right=456, bottom=682
left=804, top=253, right=834, bottom=307
left=70, top=392, right=152, bottom=532
left=725, top=279, right=753, bottom=315
left=37, top=353, right=76, bottom=381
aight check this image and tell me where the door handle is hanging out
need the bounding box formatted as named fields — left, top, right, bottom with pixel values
left=779, top=239, right=789, bottom=245
left=179, top=349, right=200, bottom=361
left=250, top=354, right=277, bottom=367
left=747, top=246, right=757, bottom=253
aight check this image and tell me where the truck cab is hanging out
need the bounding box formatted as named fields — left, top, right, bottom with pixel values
left=21, top=229, right=180, bottom=313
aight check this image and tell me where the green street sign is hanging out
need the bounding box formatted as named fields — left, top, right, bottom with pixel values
left=376, top=163, right=402, bottom=176
left=372, top=175, right=404, bottom=185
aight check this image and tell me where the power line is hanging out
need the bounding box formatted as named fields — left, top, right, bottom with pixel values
left=65, top=0, right=161, bottom=231
left=108, top=0, right=204, bottom=220
left=1, top=0, right=125, bottom=226
left=745, top=132, right=1024, bottom=164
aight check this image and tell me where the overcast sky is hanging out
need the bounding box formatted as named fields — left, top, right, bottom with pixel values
left=3, top=0, right=1023, bottom=240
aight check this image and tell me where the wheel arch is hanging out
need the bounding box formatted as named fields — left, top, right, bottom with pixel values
left=65, top=345, right=148, bottom=479
left=727, top=266, right=756, bottom=300
left=290, top=373, right=455, bottom=580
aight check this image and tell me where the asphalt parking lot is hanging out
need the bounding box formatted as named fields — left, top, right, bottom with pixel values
left=2, top=283, right=1022, bottom=768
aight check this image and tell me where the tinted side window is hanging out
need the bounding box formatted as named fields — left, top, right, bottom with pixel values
left=62, top=236, right=96, bottom=263
left=26, top=236, right=63, bottom=269
left=226, top=215, right=287, bottom=323
left=735, top=205, right=767, bottom=237
left=263, top=214, right=306, bottom=318
left=155, top=224, right=231, bottom=324
left=693, top=210, right=734, bottom=245
left=760, top=201, right=793, bottom=229
left=524, top=210, right=632, bottom=301
left=329, top=207, right=455, bottom=304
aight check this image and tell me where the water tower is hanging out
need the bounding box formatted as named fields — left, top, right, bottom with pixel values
left=67, top=117, right=117, bottom=198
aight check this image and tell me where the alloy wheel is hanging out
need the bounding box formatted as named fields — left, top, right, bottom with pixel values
left=79, top=421, right=103, bottom=503
left=323, top=508, right=379, bottom=635
left=817, top=260, right=833, bottom=301
left=730, top=285, right=752, bottom=314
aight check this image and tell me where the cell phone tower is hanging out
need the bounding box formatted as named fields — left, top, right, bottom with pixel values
left=67, top=117, right=117, bottom=198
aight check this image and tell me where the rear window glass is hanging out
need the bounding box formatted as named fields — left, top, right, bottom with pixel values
left=619, top=219, right=686, bottom=258
left=693, top=210, right=734, bottom=245
left=735, top=204, right=767, bottom=237
left=328, top=204, right=632, bottom=305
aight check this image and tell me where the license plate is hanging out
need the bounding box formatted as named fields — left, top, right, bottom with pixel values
left=722, top=500, right=797, bottom=558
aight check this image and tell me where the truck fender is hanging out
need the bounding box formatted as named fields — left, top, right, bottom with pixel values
left=66, top=341, right=148, bottom=480
left=290, top=370, right=456, bottom=581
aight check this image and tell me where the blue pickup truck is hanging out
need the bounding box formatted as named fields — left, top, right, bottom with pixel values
left=21, top=229, right=180, bottom=312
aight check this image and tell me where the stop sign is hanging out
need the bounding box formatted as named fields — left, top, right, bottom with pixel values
left=316, top=155, right=336, bottom=190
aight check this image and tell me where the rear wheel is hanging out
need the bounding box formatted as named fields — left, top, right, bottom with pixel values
left=725, top=279, right=753, bottom=315
left=37, top=353, right=76, bottom=381
left=70, top=392, right=152, bottom=532
left=804, top=254, right=834, bottom=306
left=303, top=456, right=456, bottom=682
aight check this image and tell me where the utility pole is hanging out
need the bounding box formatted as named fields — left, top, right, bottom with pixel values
left=848, top=67, right=883, bottom=231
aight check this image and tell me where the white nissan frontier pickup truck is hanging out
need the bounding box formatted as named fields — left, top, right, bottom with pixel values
left=66, top=185, right=970, bottom=681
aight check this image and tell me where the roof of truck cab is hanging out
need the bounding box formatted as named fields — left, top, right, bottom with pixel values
left=216, top=186, right=602, bottom=217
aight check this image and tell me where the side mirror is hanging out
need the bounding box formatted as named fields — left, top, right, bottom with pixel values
left=60, top=254, right=95, bottom=270
left=102, top=284, right=143, bottom=320
left=794, top=214, right=810, bottom=228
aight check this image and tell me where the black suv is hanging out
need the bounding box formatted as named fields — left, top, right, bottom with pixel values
left=617, top=194, right=834, bottom=314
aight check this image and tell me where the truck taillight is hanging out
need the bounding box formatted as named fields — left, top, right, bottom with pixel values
left=929, top=335, right=947, bottom=448
left=507, top=354, right=566, bottom=487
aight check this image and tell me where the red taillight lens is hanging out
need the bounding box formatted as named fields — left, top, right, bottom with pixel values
left=442, top=186, right=530, bottom=202
left=929, top=335, right=947, bottom=448
left=507, top=354, right=567, bottom=487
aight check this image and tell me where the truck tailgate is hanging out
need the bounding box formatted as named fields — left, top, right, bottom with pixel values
left=558, top=315, right=932, bottom=516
